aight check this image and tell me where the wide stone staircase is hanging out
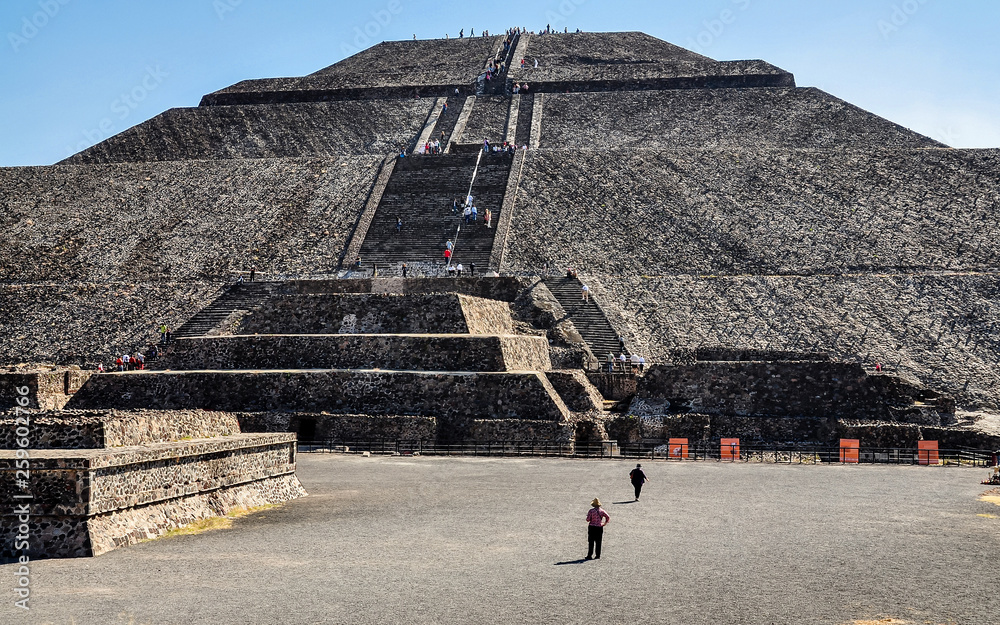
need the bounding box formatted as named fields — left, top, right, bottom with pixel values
left=542, top=276, right=627, bottom=359
left=172, top=281, right=273, bottom=339
left=358, top=152, right=514, bottom=273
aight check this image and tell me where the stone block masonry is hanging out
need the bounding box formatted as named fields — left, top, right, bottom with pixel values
left=0, top=409, right=241, bottom=449
left=233, top=293, right=512, bottom=336
left=538, top=88, right=939, bottom=150
left=68, top=370, right=570, bottom=422
left=64, top=99, right=434, bottom=164
left=632, top=361, right=953, bottom=424
left=153, top=334, right=551, bottom=372
left=0, top=433, right=304, bottom=559
left=506, top=148, right=1000, bottom=276
left=594, top=273, right=1000, bottom=412
left=0, top=369, right=92, bottom=410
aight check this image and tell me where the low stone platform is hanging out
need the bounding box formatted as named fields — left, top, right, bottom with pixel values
left=67, top=370, right=571, bottom=421
left=233, top=293, right=515, bottom=336
left=633, top=361, right=954, bottom=424
left=0, top=431, right=304, bottom=559
left=154, top=334, right=550, bottom=372
left=0, top=409, right=239, bottom=449
left=0, top=368, right=93, bottom=410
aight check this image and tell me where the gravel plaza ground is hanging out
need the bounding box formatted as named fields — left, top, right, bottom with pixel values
left=4, top=454, right=1000, bottom=625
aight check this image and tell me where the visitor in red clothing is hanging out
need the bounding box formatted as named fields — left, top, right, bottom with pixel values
left=585, top=498, right=610, bottom=560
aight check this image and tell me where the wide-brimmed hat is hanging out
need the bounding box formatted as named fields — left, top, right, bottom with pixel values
left=591, top=498, right=601, bottom=507
left=636, top=463, right=642, bottom=468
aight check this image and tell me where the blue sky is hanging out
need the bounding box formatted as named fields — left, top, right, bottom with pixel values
left=0, top=0, right=997, bottom=166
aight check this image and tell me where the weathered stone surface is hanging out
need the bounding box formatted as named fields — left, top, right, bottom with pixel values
left=203, top=37, right=503, bottom=105
left=590, top=273, right=1000, bottom=411
left=0, top=157, right=379, bottom=283
left=233, top=292, right=515, bottom=336
left=0, top=369, right=92, bottom=410
left=509, top=32, right=792, bottom=89
left=458, top=294, right=515, bottom=334
left=238, top=412, right=437, bottom=442
left=0, top=282, right=223, bottom=367
left=504, top=148, right=1000, bottom=276
left=632, top=361, right=952, bottom=423
left=67, top=370, right=570, bottom=421
left=64, top=100, right=432, bottom=164
left=538, top=89, right=939, bottom=149
left=461, top=95, right=510, bottom=144
left=545, top=370, right=604, bottom=412
left=0, top=409, right=240, bottom=449
left=154, top=334, right=550, bottom=372
left=236, top=293, right=472, bottom=335
left=469, top=419, right=574, bottom=442
left=0, top=433, right=304, bottom=559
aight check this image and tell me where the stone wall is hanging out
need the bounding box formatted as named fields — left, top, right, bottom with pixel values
left=458, top=294, right=515, bottom=334
left=65, top=100, right=431, bottom=164
left=0, top=282, right=222, bottom=367
left=591, top=273, right=1000, bottom=411
left=585, top=372, right=638, bottom=401
left=632, top=362, right=952, bottom=423
left=545, top=370, right=604, bottom=412
left=0, top=370, right=92, bottom=410
left=461, top=96, right=509, bottom=144
left=236, top=293, right=470, bottom=334
left=154, top=334, right=550, bottom=372
left=538, top=89, right=939, bottom=149
left=0, top=409, right=240, bottom=449
left=67, top=370, right=570, bottom=421
left=505, top=148, right=1000, bottom=277
left=470, top=419, right=575, bottom=442
left=0, top=433, right=303, bottom=559
left=238, top=412, right=437, bottom=442
left=0, top=157, right=379, bottom=283
left=203, top=37, right=503, bottom=105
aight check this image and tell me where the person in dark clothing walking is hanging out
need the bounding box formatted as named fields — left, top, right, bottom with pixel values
left=402, top=263, right=408, bottom=278
left=585, top=498, right=609, bottom=560
left=249, top=264, right=256, bottom=282
left=629, top=463, right=648, bottom=501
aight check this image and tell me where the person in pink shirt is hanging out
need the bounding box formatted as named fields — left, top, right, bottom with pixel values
left=585, top=498, right=610, bottom=560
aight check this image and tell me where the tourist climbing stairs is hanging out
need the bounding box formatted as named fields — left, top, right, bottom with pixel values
left=429, top=95, right=465, bottom=149
left=542, top=276, right=628, bottom=359
left=489, top=32, right=520, bottom=95
left=357, top=151, right=514, bottom=274
left=171, top=281, right=273, bottom=340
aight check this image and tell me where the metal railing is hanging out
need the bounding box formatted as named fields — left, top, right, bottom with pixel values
left=617, top=442, right=993, bottom=467
left=297, top=439, right=995, bottom=466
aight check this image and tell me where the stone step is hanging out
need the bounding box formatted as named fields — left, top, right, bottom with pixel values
left=172, top=282, right=274, bottom=339
left=542, top=277, right=628, bottom=358
left=359, top=152, right=514, bottom=271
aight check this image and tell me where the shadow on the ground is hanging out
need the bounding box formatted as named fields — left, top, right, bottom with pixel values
left=554, top=558, right=591, bottom=565
left=611, top=500, right=636, bottom=505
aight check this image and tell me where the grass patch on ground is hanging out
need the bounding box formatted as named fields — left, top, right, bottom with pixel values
left=159, top=504, right=280, bottom=539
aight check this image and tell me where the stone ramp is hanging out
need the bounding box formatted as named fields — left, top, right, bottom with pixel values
left=358, top=152, right=514, bottom=272
left=542, top=276, right=625, bottom=358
